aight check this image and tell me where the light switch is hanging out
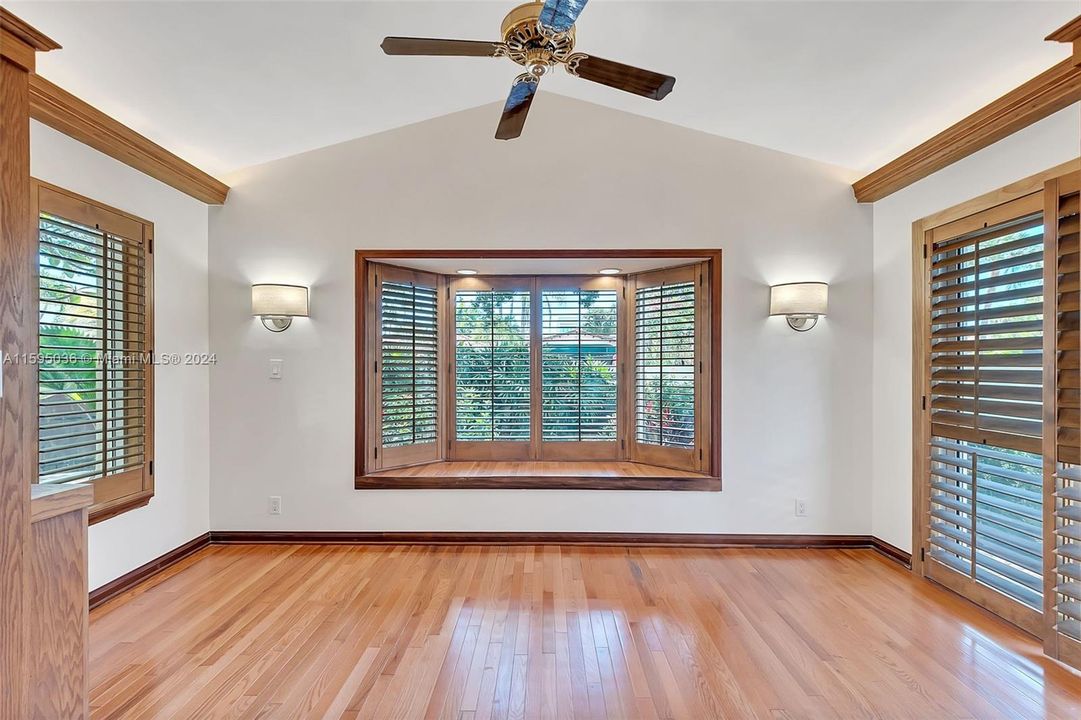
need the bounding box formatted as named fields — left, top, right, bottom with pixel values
left=270, top=358, right=283, bottom=380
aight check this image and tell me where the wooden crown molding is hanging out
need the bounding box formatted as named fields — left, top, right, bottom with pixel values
left=0, top=7, right=60, bottom=52
left=853, top=57, right=1081, bottom=203
left=29, top=74, right=229, bottom=204
left=1048, top=14, right=1081, bottom=65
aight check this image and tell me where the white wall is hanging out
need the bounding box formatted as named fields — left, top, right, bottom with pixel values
left=31, top=122, right=212, bottom=590
left=208, top=95, right=874, bottom=535
left=871, top=104, right=1081, bottom=552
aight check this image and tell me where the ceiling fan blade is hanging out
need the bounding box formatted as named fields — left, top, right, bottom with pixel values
left=495, top=76, right=539, bottom=140
left=538, top=0, right=589, bottom=34
left=566, top=54, right=675, bottom=101
left=381, top=37, right=504, bottom=57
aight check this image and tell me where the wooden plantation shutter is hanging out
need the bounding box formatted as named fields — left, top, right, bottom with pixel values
left=450, top=277, right=532, bottom=460
left=33, top=181, right=154, bottom=519
left=1045, top=169, right=1081, bottom=668
left=539, top=277, right=620, bottom=461
left=628, top=264, right=708, bottom=472
left=922, top=192, right=1045, bottom=632
left=372, top=264, right=442, bottom=469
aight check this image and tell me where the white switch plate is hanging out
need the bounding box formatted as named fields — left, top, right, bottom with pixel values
left=270, top=358, right=283, bottom=380
left=269, top=496, right=282, bottom=515
left=795, top=499, right=808, bottom=517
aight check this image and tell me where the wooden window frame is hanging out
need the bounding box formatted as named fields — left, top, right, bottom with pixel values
left=31, top=180, right=155, bottom=524
left=355, top=249, right=722, bottom=490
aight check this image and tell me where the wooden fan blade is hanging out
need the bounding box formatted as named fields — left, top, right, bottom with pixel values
left=495, top=76, right=539, bottom=140
left=381, top=37, right=504, bottom=57
left=566, top=54, right=675, bottom=100
left=539, top=0, right=589, bottom=34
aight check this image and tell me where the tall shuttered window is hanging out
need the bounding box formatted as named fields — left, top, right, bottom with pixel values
left=375, top=266, right=441, bottom=468
left=1048, top=172, right=1081, bottom=661
left=453, top=282, right=532, bottom=454
left=923, top=193, right=1046, bottom=630
left=540, top=284, right=618, bottom=458
left=34, top=181, right=154, bottom=519
left=630, top=265, right=704, bottom=472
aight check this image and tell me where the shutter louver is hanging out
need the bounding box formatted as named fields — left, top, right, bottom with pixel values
left=1051, top=173, right=1081, bottom=653
left=635, top=280, right=696, bottom=449
left=38, top=211, right=148, bottom=487
left=926, top=206, right=1045, bottom=612
left=455, top=289, right=531, bottom=442
left=541, top=289, right=618, bottom=442
left=380, top=280, right=438, bottom=449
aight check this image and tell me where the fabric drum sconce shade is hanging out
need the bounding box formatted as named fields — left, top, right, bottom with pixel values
left=769, top=282, right=828, bottom=332
left=252, top=284, right=309, bottom=332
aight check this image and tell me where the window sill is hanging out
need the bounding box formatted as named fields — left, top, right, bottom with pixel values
left=355, top=475, right=721, bottom=492
left=89, top=490, right=153, bottom=525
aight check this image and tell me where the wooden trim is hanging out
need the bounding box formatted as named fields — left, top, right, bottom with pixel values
left=0, top=9, right=60, bottom=52
left=355, top=249, right=723, bottom=480
left=1047, top=14, right=1081, bottom=65
left=211, top=530, right=878, bottom=550
left=911, top=220, right=931, bottom=577
left=88, top=490, right=153, bottom=526
left=28, top=74, right=229, bottom=205
left=918, top=159, right=1080, bottom=230
left=870, top=537, right=913, bottom=568
left=1042, top=175, right=1061, bottom=657
left=88, top=532, right=210, bottom=610
left=0, top=14, right=56, bottom=716
left=853, top=60, right=1081, bottom=203
left=355, top=474, right=721, bottom=491
left=29, top=483, right=93, bottom=524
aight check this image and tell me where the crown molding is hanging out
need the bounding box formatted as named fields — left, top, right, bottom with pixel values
left=852, top=57, right=1081, bottom=203
left=1047, top=14, right=1081, bottom=65
left=29, top=74, right=229, bottom=205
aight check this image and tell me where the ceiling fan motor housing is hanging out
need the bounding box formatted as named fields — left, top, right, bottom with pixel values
left=500, top=1, right=576, bottom=71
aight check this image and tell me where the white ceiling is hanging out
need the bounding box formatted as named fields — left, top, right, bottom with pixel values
left=11, top=1, right=1077, bottom=179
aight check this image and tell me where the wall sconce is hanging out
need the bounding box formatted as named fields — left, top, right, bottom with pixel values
left=252, top=284, right=309, bottom=332
left=770, top=282, right=828, bottom=332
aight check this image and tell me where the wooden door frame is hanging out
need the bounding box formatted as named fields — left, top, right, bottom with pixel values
left=910, top=159, right=1080, bottom=638
left=0, top=10, right=59, bottom=719
left=355, top=249, right=722, bottom=480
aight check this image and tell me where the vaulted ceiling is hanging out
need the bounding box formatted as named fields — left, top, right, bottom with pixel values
left=10, top=1, right=1077, bottom=179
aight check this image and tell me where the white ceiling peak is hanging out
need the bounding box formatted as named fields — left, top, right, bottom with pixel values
left=11, top=1, right=1077, bottom=177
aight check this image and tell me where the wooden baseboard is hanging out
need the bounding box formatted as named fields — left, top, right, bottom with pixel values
left=88, top=532, right=210, bottom=610
left=210, top=531, right=901, bottom=554
left=870, top=537, right=913, bottom=568
left=88, top=532, right=910, bottom=608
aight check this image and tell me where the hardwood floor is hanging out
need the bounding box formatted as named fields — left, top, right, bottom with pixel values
left=88, top=545, right=1081, bottom=719
left=365, top=461, right=707, bottom=478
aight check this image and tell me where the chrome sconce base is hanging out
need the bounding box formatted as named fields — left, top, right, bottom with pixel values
left=785, top=315, right=820, bottom=332
left=260, top=316, right=293, bottom=333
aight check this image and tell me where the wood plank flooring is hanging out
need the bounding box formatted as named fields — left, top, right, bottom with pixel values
left=88, top=545, right=1081, bottom=719
left=366, top=461, right=707, bottom=478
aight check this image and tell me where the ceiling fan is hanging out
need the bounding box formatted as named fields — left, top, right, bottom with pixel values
left=381, top=0, right=676, bottom=140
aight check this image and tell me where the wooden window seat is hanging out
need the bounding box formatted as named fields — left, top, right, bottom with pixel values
left=355, top=461, right=721, bottom=491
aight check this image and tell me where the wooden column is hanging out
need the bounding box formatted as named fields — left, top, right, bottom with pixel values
left=0, top=9, right=59, bottom=719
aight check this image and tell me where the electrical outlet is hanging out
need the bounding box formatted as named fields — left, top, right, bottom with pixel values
left=269, top=496, right=282, bottom=515
left=270, top=359, right=283, bottom=380
left=795, top=499, right=808, bottom=517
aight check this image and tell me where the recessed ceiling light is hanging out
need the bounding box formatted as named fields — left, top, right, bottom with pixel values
left=457, top=268, right=478, bottom=275
left=598, top=268, right=622, bottom=275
